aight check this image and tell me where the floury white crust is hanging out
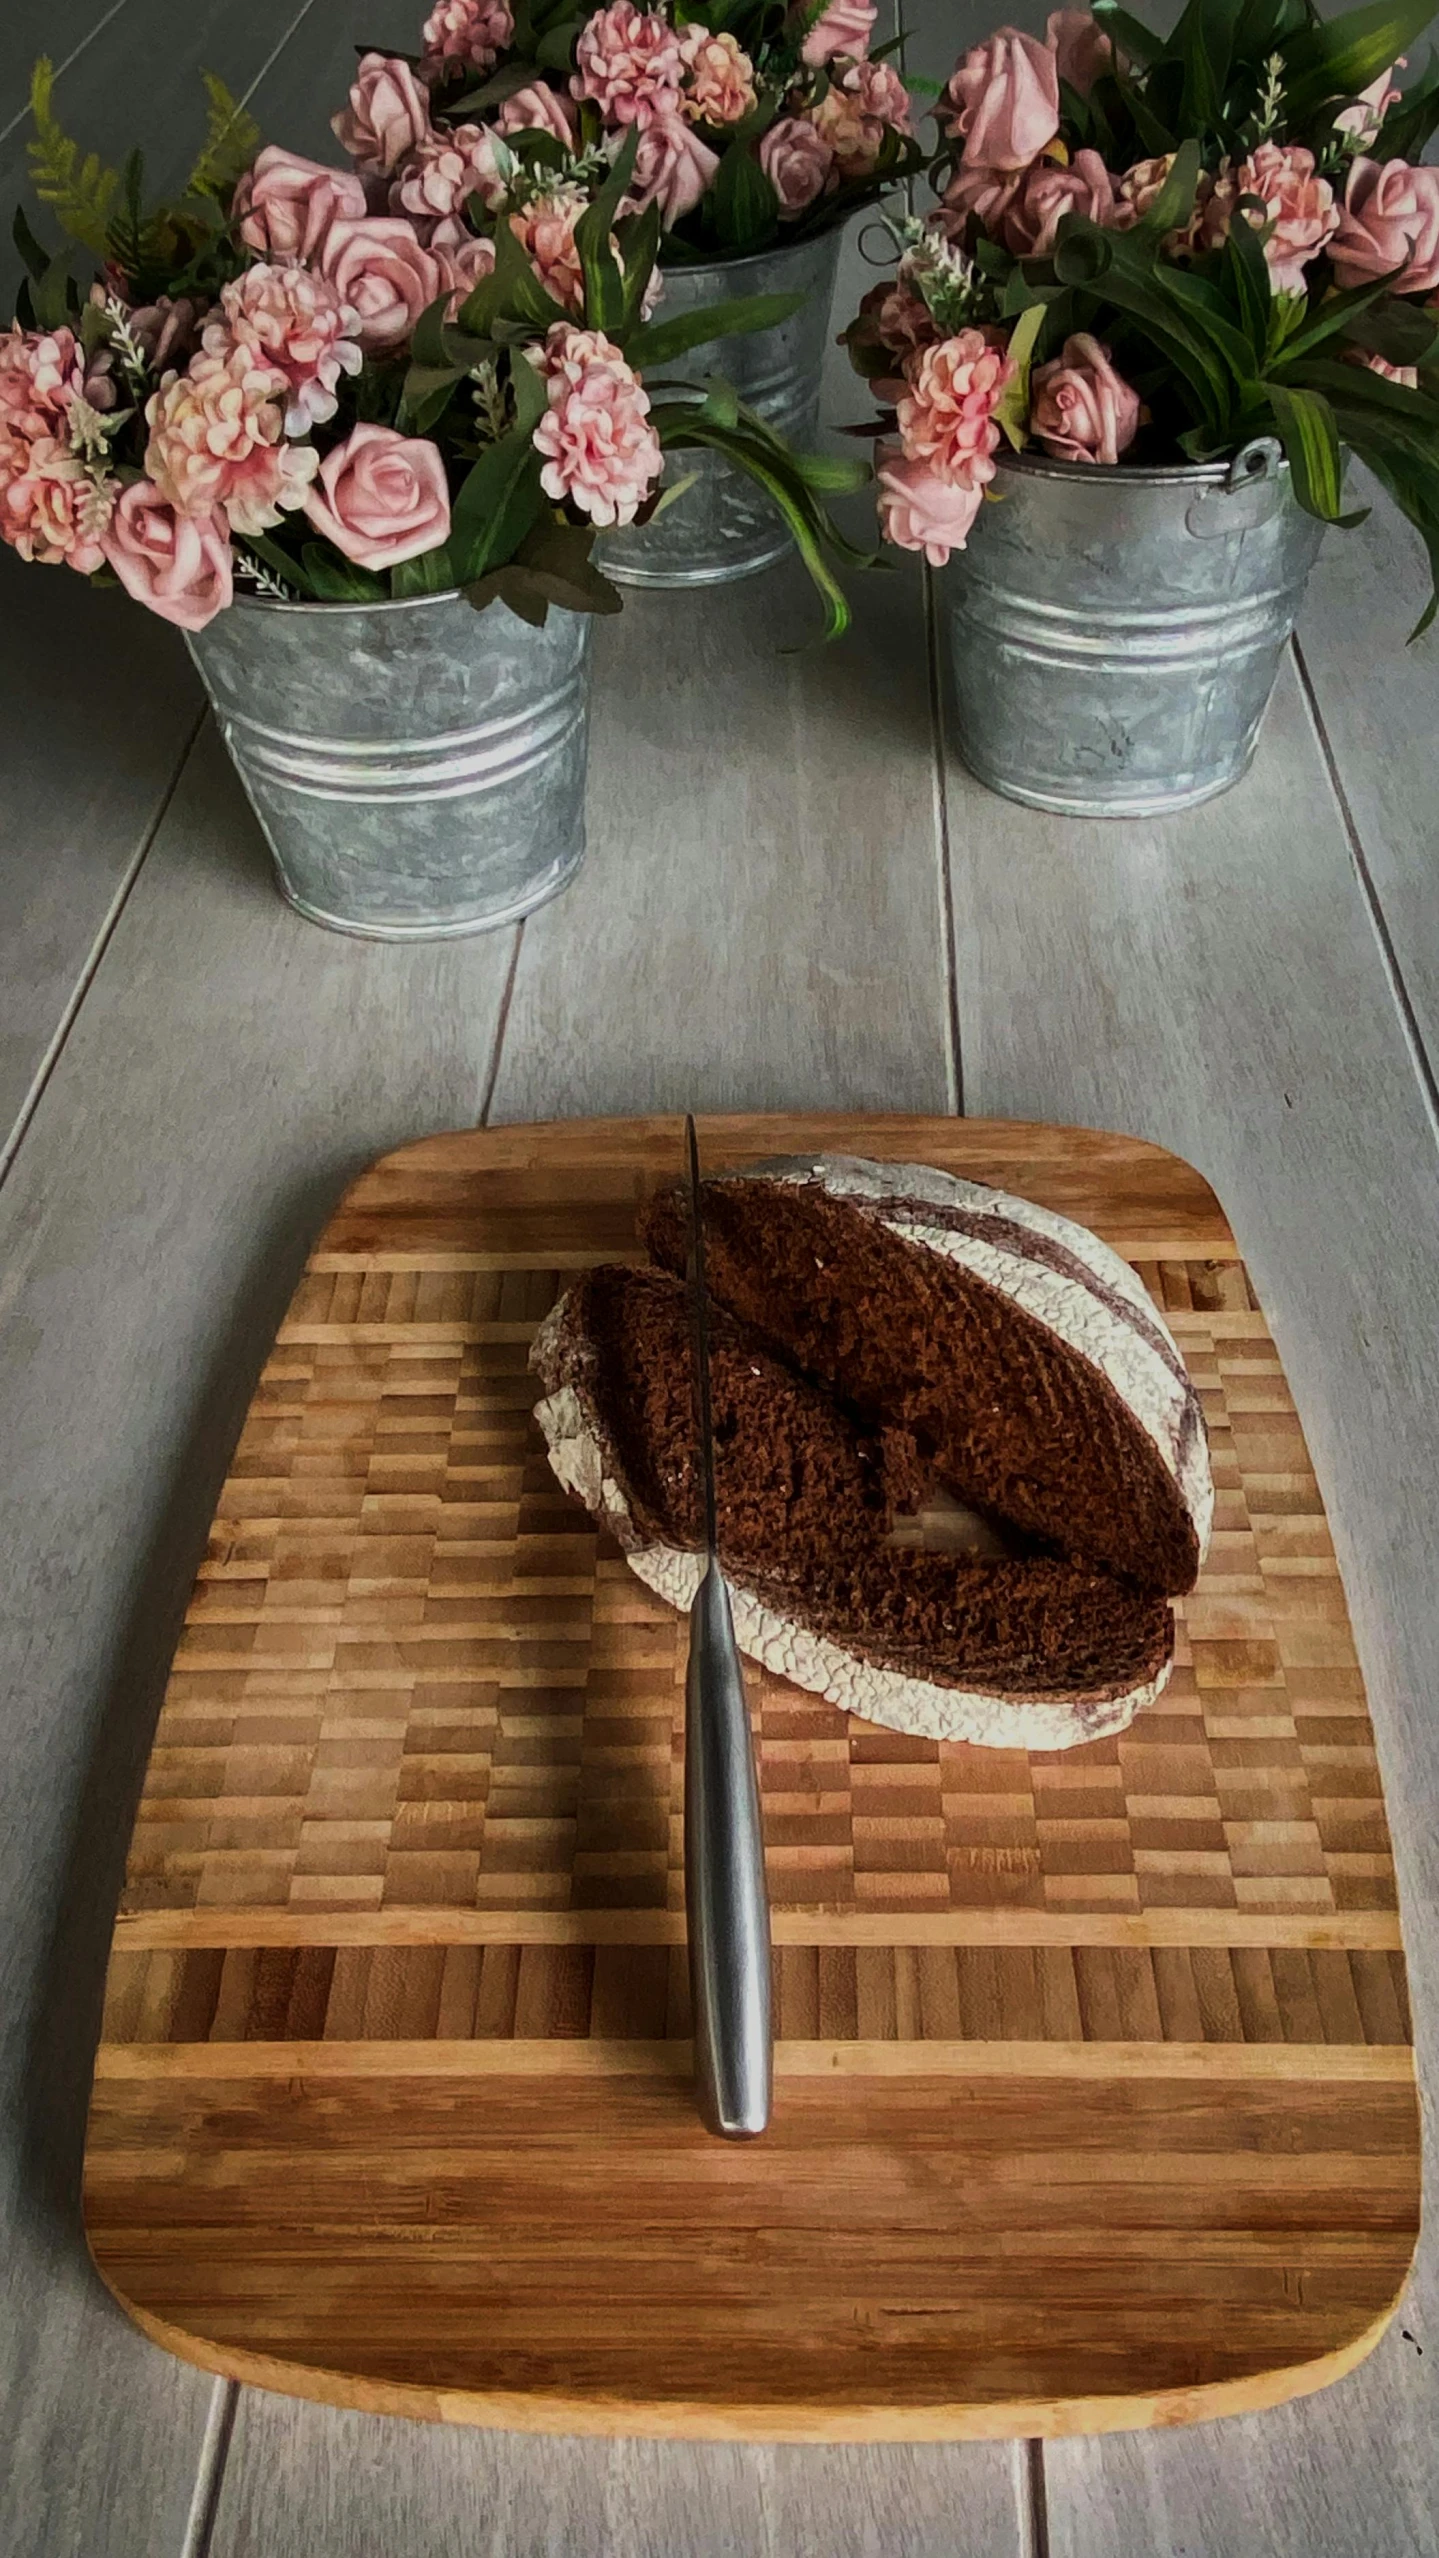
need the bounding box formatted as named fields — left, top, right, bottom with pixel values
left=736, top=1153, right=1213, bottom=1565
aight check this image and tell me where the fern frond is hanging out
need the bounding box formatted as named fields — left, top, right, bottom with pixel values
left=185, top=71, right=261, bottom=203
left=26, top=57, right=118, bottom=255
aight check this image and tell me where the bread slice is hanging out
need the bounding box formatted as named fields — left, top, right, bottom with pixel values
left=530, top=1245, right=1193, bottom=1751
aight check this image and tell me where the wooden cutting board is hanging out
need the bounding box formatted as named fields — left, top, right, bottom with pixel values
left=83, top=1114, right=1420, bottom=2442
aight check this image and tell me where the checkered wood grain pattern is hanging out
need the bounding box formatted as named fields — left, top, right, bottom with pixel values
left=116, top=1252, right=1396, bottom=1944
left=83, top=1119, right=1420, bottom=2440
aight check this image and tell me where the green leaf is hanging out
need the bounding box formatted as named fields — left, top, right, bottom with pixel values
left=450, top=431, right=545, bottom=581
left=1108, top=52, right=1177, bottom=154
left=300, top=544, right=389, bottom=601
left=708, top=138, right=779, bottom=257
left=1131, top=137, right=1201, bottom=243
left=617, top=198, right=663, bottom=333
left=31, top=248, right=74, bottom=331
left=1272, top=271, right=1414, bottom=367
left=1281, top=0, right=1439, bottom=117
left=1091, top=3, right=1167, bottom=67
left=1284, top=354, right=1439, bottom=431
left=573, top=123, right=639, bottom=332
left=1052, top=220, right=1234, bottom=431
left=398, top=362, right=466, bottom=435
left=490, top=200, right=576, bottom=332
left=1264, top=382, right=1352, bottom=522
left=625, top=289, right=803, bottom=372
left=27, top=55, right=118, bottom=254
left=185, top=69, right=261, bottom=203
left=993, top=300, right=1046, bottom=453
left=1340, top=296, right=1439, bottom=368
left=510, top=516, right=625, bottom=613
left=12, top=202, right=49, bottom=280
left=445, top=62, right=546, bottom=115
left=1222, top=198, right=1273, bottom=367
left=535, top=17, right=585, bottom=70
left=1331, top=423, right=1439, bottom=634
left=237, top=532, right=313, bottom=595
left=410, top=292, right=454, bottom=373
left=786, top=449, right=873, bottom=493
left=653, top=408, right=864, bottom=636
left=508, top=340, right=548, bottom=434
left=390, top=545, right=455, bottom=596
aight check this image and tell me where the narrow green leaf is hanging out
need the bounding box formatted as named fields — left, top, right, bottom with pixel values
left=12, top=202, right=49, bottom=280
left=450, top=434, right=545, bottom=581
left=1091, top=3, right=1167, bottom=67
left=708, top=138, right=779, bottom=257
left=238, top=531, right=313, bottom=596
left=993, top=300, right=1046, bottom=452
left=573, top=123, right=639, bottom=334
left=1281, top=0, right=1439, bottom=116
left=1131, top=137, right=1201, bottom=242
left=1264, top=381, right=1350, bottom=521
left=390, top=545, right=455, bottom=597
left=625, top=289, right=803, bottom=372
left=300, top=544, right=389, bottom=601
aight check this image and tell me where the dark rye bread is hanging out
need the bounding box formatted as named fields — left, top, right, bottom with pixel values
left=531, top=1266, right=1177, bottom=1748
left=640, top=1164, right=1204, bottom=1598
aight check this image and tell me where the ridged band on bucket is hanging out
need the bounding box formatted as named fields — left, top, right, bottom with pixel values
left=187, top=589, right=593, bottom=938
left=943, top=440, right=1327, bottom=817
left=605, top=228, right=844, bottom=590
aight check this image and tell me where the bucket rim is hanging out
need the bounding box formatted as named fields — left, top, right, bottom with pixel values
left=656, top=228, right=843, bottom=286
left=992, top=443, right=1293, bottom=492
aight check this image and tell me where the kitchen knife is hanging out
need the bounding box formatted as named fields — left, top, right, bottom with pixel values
left=682, top=1115, right=773, bottom=2140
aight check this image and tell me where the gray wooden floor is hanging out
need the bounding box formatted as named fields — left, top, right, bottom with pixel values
left=2, top=5, right=1437, bottom=2554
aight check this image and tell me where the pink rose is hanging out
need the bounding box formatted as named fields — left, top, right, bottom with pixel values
left=231, top=147, right=367, bottom=263
left=1045, top=9, right=1114, bottom=98
left=102, top=483, right=233, bottom=630
left=679, top=27, right=756, bottom=127
left=530, top=322, right=663, bottom=527
left=317, top=217, right=446, bottom=352
left=1335, top=62, right=1405, bottom=146
left=420, top=0, right=514, bottom=78
left=897, top=327, right=1014, bottom=490
left=1003, top=146, right=1113, bottom=253
left=801, top=0, right=877, bottom=68
left=810, top=58, right=912, bottom=179
left=1332, top=155, right=1439, bottom=298
left=496, top=81, right=577, bottom=144
left=303, top=424, right=451, bottom=570
left=941, top=162, right=1023, bottom=239
left=621, top=110, right=720, bottom=227
left=943, top=29, right=1060, bottom=170
left=875, top=443, right=983, bottom=564
left=1031, top=332, right=1140, bottom=464
left=436, top=232, right=497, bottom=314
left=1201, top=144, right=1339, bottom=294
left=855, top=278, right=936, bottom=365
left=759, top=116, right=836, bottom=216
left=572, top=2, right=685, bottom=128
left=332, top=54, right=433, bottom=176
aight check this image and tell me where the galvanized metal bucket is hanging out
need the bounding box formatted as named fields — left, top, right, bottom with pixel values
left=604, top=227, right=844, bottom=589
left=942, top=439, right=1326, bottom=817
left=187, top=588, right=592, bottom=938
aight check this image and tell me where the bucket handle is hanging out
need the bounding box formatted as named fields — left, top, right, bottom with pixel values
left=1185, top=437, right=1283, bottom=537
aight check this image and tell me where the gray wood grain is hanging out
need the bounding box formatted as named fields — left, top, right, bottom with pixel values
left=1296, top=472, right=1439, bottom=1092
left=0, top=730, right=514, bottom=2558
left=210, top=2401, right=1026, bottom=2558
left=0, top=0, right=134, bottom=135
left=937, top=650, right=1439, bottom=2557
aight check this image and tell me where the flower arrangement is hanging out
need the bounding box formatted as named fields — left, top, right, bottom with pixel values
left=343, top=0, right=920, bottom=263
left=841, top=0, right=1439, bottom=628
left=2, top=58, right=868, bottom=635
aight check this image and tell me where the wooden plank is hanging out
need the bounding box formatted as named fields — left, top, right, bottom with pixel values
left=0, top=730, right=514, bottom=2554
left=0, top=1, right=132, bottom=131
left=937, top=653, right=1439, bottom=2551
left=209, top=2392, right=1026, bottom=2557
left=1295, top=470, right=1439, bottom=1086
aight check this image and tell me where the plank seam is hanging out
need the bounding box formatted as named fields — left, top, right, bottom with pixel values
left=923, top=562, right=964, bottom=1117
left=479, top=922, right=524, bottom=1128
left=177, top=2376, right=237, bottom=2558
left=0, top=706, right=206, bottom=1190
left=1291, top=634, right=1439, bottom=1154
left=0, top=0, right=136, bottom=145
left=1019, top=2437, right=1051, bottom=2558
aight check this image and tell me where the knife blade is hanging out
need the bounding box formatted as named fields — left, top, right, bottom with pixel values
left=682, top=1114, right=773, bottom=2141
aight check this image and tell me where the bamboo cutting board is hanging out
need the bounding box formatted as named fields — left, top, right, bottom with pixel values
left=83, top=1115, right=1420, bottom=2441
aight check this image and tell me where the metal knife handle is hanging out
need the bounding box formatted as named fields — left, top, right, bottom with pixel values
left=684, top=1561, right=772, bottom=2140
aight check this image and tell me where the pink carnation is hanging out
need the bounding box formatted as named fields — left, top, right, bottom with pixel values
left=420, top=0, right=514, bottom=78
left=1201, top=144, right=1339, bottom=294
left=1003, top=146, right=1114, bottom=254
left=531, top=322, right=663, bottom=527
left=801, top=0, right=877, bottom=68
left=496, top=81, right=577, bottom=144
left=332, top=53, right=433, bottom=176
left=679, top=27, right=756, bottom=127
left=621, top=110, right=720, bottom=227
left=1332, top=155, right=1439, bottom=298
left=303, top=423, right=451, bottom=571
left=509, top=188, right=589, bottom=313
left=145, top=347, right=318, bottom=537
left=1030, top=331, right=1140, bottom=464
left=941, top=162, right=1023, bottom=239
left=205, top=264, right=362, bottom=434
left=232, top=147, right=367, bottom=262
left=1347, top=345, right=1418, bottom=390
left=760, top=116, right=835, bottom=216
left=1045, top=9, right=1114, bottom=98
left=857, top=278, right=936, bottom=366
left=102, top=483, right=232, bottom=630
left=897, top=327, right=1013, bottom=491
left=0, top=434, right=112, bottom=571
left=875, top=441, right=983, bottom=564
left=392, top=124, right=509, bottom=232
left=317, top=217, right=446, bottom=353
left=942, top=28, right=1059, bottom=169
left=0, top=323, right=83, bottom=433
left=809, top=57, right=912, bottom=179
left=1110, top=152, right=1175, bottom=231
left=573, top=2, right=685, bottom=126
